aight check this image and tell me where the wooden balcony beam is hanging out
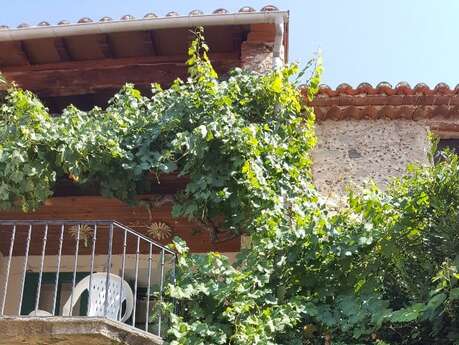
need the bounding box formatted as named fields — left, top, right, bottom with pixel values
left=1, top=52, right=240, bottom=97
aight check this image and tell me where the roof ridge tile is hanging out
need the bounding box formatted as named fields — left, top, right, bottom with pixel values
left=315, top=82, right=457, bottom=97
left=307, top=82, right=459, bottom=121
left=3, top=5, right=284, bottom=28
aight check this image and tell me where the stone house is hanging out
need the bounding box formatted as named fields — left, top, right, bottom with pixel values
left=0, top=5, right=457, bottom=345
left=309, top=82, right=459, bottom=197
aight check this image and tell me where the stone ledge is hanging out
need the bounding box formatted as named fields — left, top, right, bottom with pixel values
left=0, top=316, right=163, bottom=345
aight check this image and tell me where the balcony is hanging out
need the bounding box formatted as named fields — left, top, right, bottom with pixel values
left=0, top=220, right=176, bottom=345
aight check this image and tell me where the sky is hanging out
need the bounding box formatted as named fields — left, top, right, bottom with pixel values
left=1, top=0, right=458, bottom=88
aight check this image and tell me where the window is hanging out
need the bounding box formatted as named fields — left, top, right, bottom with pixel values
left=435, top=138, right=459, bottom=163
left=21, top=272, right=89, bottom=316
left=437, top=138, right=459, bottom=155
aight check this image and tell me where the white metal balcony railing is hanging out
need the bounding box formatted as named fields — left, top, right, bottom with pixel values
left=0, top=220, right=176, bottom=338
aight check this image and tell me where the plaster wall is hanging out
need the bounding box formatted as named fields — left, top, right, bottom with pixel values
left=312, top=119, right=431, bottom=197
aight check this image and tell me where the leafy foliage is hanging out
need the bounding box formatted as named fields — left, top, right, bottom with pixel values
left=164, top=153, right=459, bottom=345
left=0, top=28, right=315, bottom=240
left=1, top=29, right=458, bottom=344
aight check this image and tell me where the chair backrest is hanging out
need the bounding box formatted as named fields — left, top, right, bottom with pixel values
left=62, top=272, right=134, bottom=322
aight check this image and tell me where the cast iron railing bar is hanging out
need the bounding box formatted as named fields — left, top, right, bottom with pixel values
left=104, top=223, right=114, bottom=318
left=172, top=255, right=178, bottom=315
left=145, top=242, right=153, bottom=331
left=18, top=224, right=32, bottom=315
left=132, top=236, right=140, bottom=327
left=118, top=228, right=127, bottom=321
left=158, top=248, right=165, bottom=337
left=34, top=224, right=49, bottom=314
left=0, top=220, right=175, bottom=255
left=172, top=256, right=177, bottom=286
left=69, top=224, right=81, bottom=316
left=87, top=224, right=97, bottom=313
left=1, top=225, right=16, bottom=316
left=52, top=224, right=65, bottom=316
left=0, top=219, right=176, bottom=335
left=0, top=220, right=114, bottom=226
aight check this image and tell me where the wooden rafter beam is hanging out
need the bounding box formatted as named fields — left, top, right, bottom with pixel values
left=98, top=34, right=115, bottom=59
left=19, top=41, right=32, bottom=65
left=2, top=53, right=240, bottom=97
left=54, top=38, right=72, bottom=62
left=143, top=30, right=158, bottom=56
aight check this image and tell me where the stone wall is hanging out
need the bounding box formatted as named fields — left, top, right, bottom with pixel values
left=241, top=42, right=275, bottom=73
left=312, top=119, right=431, bottom=197
left=0, top=317, right=163, bottom=345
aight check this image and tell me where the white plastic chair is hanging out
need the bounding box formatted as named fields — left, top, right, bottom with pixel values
left=62, top=272, right=134, bottom=322
left=28, top=309, right=53, bottom=316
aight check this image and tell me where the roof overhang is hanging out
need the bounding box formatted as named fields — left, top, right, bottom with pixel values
left=0, top=11, right=289, bottom=42
left=0, top=9, right=289, bottom=111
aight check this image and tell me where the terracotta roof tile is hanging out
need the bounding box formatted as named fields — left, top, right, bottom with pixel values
left=305, top=83, right=459, bottom=121
left=165, top=11, right=180, bottom=17
left=120, top=14, right=135, bottom=21
left=260, top=5, right=279, bottom=11
left=413, top=83, right=430, bottom=94
left=434, top=82, right=451, bottom=95
left=213, top=8, right=229, bottom=14
left=239, top=6, right=256, bottom=13
left=99, top=16, right=113, bottom=22
left=355, top=82, right=373, bottom=94
left=143, top=13, right=158, bottom=19
left=189, top=10, right=204, bottom=16
left=77, top=17, right=93, bottom=24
